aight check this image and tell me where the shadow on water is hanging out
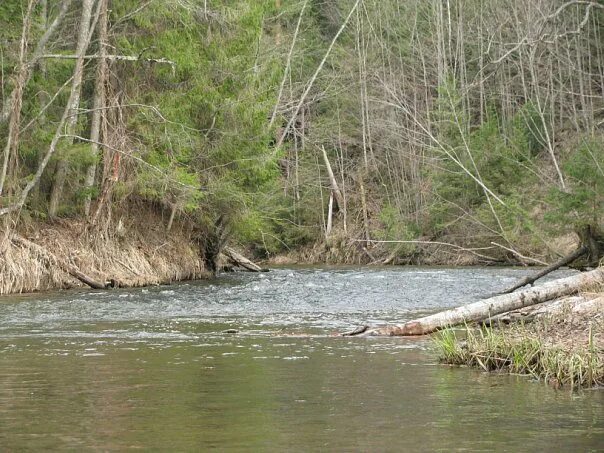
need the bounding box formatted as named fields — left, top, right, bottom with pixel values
left=0, top=267, right=602, bottom=450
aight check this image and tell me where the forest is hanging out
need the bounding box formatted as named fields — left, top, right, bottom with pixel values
left=1, top=0, right=603, bottom=292
left=1, top=3, right=604, bottom=447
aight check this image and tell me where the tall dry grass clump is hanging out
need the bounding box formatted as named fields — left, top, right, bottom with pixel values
left=0, top=233, right=66, bottom=294
left=0, top=210, right=209, bottom=295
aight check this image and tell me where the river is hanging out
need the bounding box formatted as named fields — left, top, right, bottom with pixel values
left=0, top=267, right=602, bottom=451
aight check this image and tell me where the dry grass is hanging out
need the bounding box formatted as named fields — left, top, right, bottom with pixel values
left=0, top=209, right=210, bottom=295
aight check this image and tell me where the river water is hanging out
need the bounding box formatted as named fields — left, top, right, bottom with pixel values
left=0, top=267, right=602, bottom=451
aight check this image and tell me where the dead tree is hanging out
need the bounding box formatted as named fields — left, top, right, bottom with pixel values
left=345, top=267, right=604, bottom=336
left=501, top=225, right=604, bottom=294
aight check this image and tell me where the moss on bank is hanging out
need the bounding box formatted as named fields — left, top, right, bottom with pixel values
left=435, top=301, right=604, bottom=389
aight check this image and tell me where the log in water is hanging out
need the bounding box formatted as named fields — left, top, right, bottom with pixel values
left=0, top=267, right=602, bottom=450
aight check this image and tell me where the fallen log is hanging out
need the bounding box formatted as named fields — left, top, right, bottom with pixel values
left=10, top=234, right=110, bottom=289
left=500, top=245, right=587, bottom=294
left=222, top=247, right=268, bottom=272
left=483, top=295, right=590, bottom=326
left=347, top=267, right=604, bottom=336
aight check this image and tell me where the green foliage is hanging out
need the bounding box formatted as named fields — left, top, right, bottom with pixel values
left=427, top=101, right=540, bottom=238
left=0, top=0, right=24, bottom=40
left=433, top=77, right=467, bottom=146
left=106, top=0, right=289, bottom=245
left=375, top=204, right=420, bottom=255
left=57, top=142, right=98, bottom=169
left=508, top=101, right=545, bottom=160
left=3, top=0, right=602, bottom=261
left=546, top=138, right=604, bottom=229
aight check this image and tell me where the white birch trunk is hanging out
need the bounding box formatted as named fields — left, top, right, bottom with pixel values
left=355, top=268, right=604, bottom=336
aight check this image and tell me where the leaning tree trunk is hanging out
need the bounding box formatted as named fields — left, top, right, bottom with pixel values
left=48, top=0, right=95, bottom=218
left=347, top=267, right=604, bottom=336
left=501, top=224, right=604, bottom=294
left=222, top=247, right=268, bottom=272
left=84, top=0, right=109, bottom=216
left=500, top=245, right=588, bottom=294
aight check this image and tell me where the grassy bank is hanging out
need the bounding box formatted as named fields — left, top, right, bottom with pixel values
left=435, top=299, right=604, bottom=389
left=0, top=209, right=209, bottom=295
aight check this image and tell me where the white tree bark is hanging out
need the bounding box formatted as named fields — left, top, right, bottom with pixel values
left=84, top=0, right=109, bottom=216
left=321, top=145, right=345, bottom=212
left=353, top=268, right=604, bottom=336
left=222, top=247, right=267, bottom=272
left=48, top=0, right=96, bottom=218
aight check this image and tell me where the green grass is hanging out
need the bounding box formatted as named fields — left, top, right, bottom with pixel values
left=434, top=325, right=603, bottom=389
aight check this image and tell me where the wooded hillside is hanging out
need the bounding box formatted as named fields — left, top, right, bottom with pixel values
left=1, top=0, right=602, bottom=266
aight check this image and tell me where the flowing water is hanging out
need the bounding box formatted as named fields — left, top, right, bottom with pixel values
left=0, top=267, right=602, bottom=451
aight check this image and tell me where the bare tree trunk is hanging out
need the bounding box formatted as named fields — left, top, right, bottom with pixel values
left=166, top=202, right=177, bottom=232
left=321, top=145, right=345, bottom=213
left=359, top=180, right=370, bottom=247
left=500, top=245, right=588, bottom=294
left=84, top=0, right=109, bottom=216
left=222, top=247, right=267, bottom=272
left=326, top=191, right=333, bottom=238
left=349, top=268, right=604, bottom=336
left=48, top=0, right=96, bottom=218
left=0, top=0, right=100, bottom=218
left=0, top=0, right=37, bottom=197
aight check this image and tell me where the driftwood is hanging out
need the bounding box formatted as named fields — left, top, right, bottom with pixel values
left=346, top=267, right=604, bottom=336
left=484, top=295, right=604, bottom=326
left=222, top=247, right=268, bottom=272
left=500, top=245, right=588, bottom=294
left=10, top=234, right=110, bottom=289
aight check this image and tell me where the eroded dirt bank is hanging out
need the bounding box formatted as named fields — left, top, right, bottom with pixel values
left=0, top=210, right=209, bottom=295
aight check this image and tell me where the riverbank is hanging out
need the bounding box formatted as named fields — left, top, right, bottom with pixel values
left=436, top=293, right=604, bottom=389
left=266, top=228, right=580, bottom=267
left=0, top=210, right=209, bottom=295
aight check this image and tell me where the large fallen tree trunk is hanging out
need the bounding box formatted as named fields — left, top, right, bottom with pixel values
left=10, top=234, right=110, bottom=289
left=222, top=247, right=268, bottom=272
left=345, top=267, right=604, bottom=336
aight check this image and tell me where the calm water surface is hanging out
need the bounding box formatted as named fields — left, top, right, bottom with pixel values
left=0, top=267, right=602, bottom=451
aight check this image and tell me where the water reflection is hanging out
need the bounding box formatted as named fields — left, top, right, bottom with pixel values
left=0, top=267, right=601, bottom=450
